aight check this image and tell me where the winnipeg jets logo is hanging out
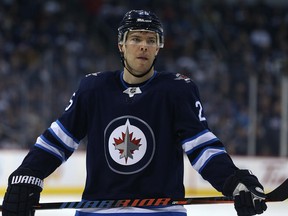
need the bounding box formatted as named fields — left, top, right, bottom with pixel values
left=108, top=119, right=146, bottom=166
left=113, top=123, right=142, bottom=163
left=104, top=116, right=155, bottom=174
left=123, top=87, right=142, bottom=97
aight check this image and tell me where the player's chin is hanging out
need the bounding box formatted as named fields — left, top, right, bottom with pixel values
left=132, top=65, right=150, bottom=74
left=136, top=68, right=152, bottom=75
left=142, top=61, right=154, bottom=69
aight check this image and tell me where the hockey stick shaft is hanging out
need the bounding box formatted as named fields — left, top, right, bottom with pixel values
left=0, top=179, right=287, bottom=210
left=32, top=196, right=234, bottom=210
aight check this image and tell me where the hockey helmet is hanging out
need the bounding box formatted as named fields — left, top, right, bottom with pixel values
left=118, top=10, right=164, bottom=48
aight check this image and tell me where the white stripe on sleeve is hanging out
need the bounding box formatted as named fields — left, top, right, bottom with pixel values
left=192, top=147, right=226, bottom=173
left=182, top=130, right=218, bottom=154
left=35, top=136, right=65, bottom=162
left=50, top=121, right=79, bottom=150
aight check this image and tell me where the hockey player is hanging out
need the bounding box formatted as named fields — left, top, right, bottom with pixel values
left=2, top=10, right=267, bottom=216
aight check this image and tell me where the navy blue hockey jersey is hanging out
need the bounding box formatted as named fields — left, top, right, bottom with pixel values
left=21, top=70, right=238, bottom=215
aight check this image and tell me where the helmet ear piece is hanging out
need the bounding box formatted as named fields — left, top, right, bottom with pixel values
left=118, top=44, right=124, bottom=53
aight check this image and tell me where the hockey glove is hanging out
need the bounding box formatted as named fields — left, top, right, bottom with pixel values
left=2, top=167, right=43, bottom=216
left=222, top=169, right=267, bottom=216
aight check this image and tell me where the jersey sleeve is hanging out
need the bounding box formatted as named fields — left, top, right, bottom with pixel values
left=174, top=79, right=238, bottom=192
left=20, top=77, right=90, bottom=178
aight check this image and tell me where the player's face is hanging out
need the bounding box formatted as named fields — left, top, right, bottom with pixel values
left=119, top=31, right=160, bottom=82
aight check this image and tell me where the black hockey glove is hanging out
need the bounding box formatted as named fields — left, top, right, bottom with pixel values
left=2, top=167, right=43, bottom=216
left=222, top=169, right=267, bottom=216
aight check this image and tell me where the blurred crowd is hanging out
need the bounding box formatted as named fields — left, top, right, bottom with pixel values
left=0, top=0, right=287, bottom=156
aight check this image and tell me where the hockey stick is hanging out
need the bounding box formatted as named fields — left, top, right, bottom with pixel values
left=1, top=179, right=287, bottom=210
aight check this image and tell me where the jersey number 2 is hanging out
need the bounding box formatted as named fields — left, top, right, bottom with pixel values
left=195, top=101, right=206, bottom=121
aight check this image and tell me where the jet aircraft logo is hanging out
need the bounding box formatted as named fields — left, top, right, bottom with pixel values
left=108, top=119, right=146, bottom=166
left=113, top=122, right=142, bottom=164
left=104, top=116, right=155, bottom=174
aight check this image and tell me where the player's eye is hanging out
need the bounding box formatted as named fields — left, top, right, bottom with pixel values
left=126, top=36, right=157, bottom=47
left=130, top=37, right=141, bottom=43
left=147, top=39, right=157, bottom=46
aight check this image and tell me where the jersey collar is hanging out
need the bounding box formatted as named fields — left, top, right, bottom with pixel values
left=120, top=70, right=158, bottom=89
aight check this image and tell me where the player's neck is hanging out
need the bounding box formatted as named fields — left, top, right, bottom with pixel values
left=123, top=68, right=155, bottom=84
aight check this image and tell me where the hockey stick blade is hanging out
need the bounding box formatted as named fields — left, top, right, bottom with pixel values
left=266, top=179, right=288, bottom=202
left=0, top=179, right=287, bottom=210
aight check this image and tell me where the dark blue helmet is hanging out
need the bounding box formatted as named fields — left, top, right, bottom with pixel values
left=118, top=10, right=164, bottom=48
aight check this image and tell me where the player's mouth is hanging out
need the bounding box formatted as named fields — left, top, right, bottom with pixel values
left=137, top=56, right=148, bottom=61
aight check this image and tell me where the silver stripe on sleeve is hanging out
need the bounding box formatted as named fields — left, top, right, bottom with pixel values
left=50, top=121, right=79, bottom=150
left=192, top=148, right=226, bottom=172
left=182, top=130, right=218, bottom=153
left=36, top=136, right=65, bottom=162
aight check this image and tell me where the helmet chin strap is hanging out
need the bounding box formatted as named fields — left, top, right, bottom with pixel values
left=120, top=52, right=156, bottom=78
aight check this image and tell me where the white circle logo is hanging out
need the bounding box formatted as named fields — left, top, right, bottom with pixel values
left=104, top=116, right=155, bottom=174
left=108, top=119, right=147, bottom=165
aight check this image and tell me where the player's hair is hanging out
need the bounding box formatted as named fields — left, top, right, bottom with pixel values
left=118, top=10, right=164, bottom=48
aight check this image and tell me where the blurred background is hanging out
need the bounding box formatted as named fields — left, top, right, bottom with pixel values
left=0, top=0, right=288, bottom=158
left=0, top=2, right=288, bottom=215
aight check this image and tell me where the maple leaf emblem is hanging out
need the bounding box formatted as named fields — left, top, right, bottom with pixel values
left=113, top=126, right=142, bottom=163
